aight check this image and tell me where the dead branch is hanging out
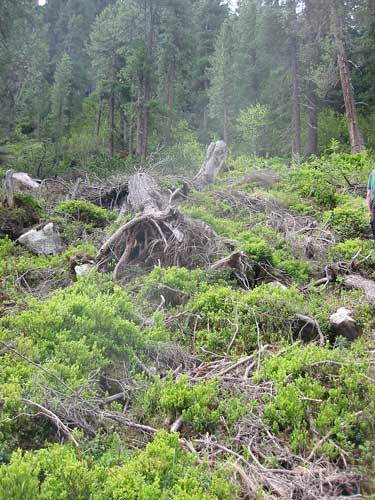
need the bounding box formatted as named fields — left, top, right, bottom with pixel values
left=22, top=399, right=79, bottom=447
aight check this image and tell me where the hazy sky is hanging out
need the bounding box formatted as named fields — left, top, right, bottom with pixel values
left=39, top=0, right=238, bottom=7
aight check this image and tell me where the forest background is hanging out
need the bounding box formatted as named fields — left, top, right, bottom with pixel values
left=1, top=0, right=374, bottom=174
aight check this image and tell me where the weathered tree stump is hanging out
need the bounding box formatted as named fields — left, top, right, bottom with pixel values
left=193, top=141, right=228, bottom=191
left=97, top=142, right=229, bottom=280
left=97, top=172, right=223, bottom=280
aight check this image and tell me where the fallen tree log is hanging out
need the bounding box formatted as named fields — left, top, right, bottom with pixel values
left=343, top=274, right=375, bottom=307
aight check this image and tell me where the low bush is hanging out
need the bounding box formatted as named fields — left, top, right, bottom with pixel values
left=136, top=374, right=246, bottom=434
left=190, top=284, right=306, bottom=353
left=323, top=206, right=369, bottom=241
left=55, top=200, right=116, bottom=225
left=258, top=342, right=375, bottom=456
left=0, top=432, right=237, bottom=500
left=329, top=238, right=374, bottom=264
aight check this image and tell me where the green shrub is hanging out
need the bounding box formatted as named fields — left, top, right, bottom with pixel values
left=272, top=249, right=312, bottom=283
left=0, top=432, right=236, bottom=500
left=239, top=234, right=272, bottom=262
left=137, top=374, right=246, bottom=434
left=0, top=450, right=39, bottom=500
left=323, top=206, right=369, bottom=241
left=55, top=199, right=116, bottom=225
left=329, top=238, right=374, bottom=263
left=258, top=342, right=375, bottom=456
left=190, top=284, right=305, bottom=353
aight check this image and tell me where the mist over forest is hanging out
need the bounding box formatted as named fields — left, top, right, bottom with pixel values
left=1, top=1, right=375, bottom=499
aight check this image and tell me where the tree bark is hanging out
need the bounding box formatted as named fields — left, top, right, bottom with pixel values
left=108, top=92, right=115, bottom=158
left=136, top=89, right=143, bottom=157
left=120, top=109, right=126, bottom=152
left=332, top=7, right=365, bottom=153
left=95, top=98, right=102, bottom=142
left=305, top=91, right=318, bottom=156
left=128, top=101, right=134, bottom=157
left=289, top=0, right=301, bottom=157
left=193, top=141, right=228, bottom=191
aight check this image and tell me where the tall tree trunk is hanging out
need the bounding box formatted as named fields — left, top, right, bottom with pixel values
left=95, top=98, right=102, bottom=142
left=332, top=7, right=365, bottom=153
left=120, top=109, right=126, bottom=152
left=223, top=101, right=228, bottom=145
left=167, top=60, right=175, bottom=137
left=289, top=0, right=301, bottom=157
left=35, top=111, right=41, bottom=142
left=128, top=101, right=134, bottom=157
left=305, top=91, right=318, bottom=156
left=141, top=77, right=150, bottom=160
left=371, top=0, right=375, bottom=17
left=136, top=89, right=143, bottom=157
left=108, top=92, right=115, bottom=158
left=304, top=0, right=319, bottom=157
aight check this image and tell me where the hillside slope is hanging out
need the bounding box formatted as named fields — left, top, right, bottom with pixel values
left=1, top=152, right=375, bottom=499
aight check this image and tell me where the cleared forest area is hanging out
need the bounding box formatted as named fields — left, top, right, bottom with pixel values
left=1, top=1, right=375, bottom=499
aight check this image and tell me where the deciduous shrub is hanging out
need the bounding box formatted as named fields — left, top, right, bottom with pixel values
left=55, top=199, right=116, bottom=225
left=323, top=206, right=369, bottom=241
left=258, top=342, right=375, bottom=456
left=190, top=284, right=306, bottom=353
left=0, top=432, right=237, bottom=500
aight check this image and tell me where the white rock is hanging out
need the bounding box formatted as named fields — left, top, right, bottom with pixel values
left=329, top=307, right=361, bottom=341
left=74, top=263, right=94, bottom=277
left=18, top=223, right=62, bottom=256
left=12, top=172, right=39, bottom=192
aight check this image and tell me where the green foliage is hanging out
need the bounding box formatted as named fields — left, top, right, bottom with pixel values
left=329, top=238, right=374, bottom=263
left=138, top=374, right=246, bottom=434
left=239, top=234, right=273, bottom=262
left=282, top=152, right=372, bottom=209
left=55, top=199, right=116, bottom=225
left=0, top=450, right=39, bottom=500
left=272, top=249, right=312, bottom=283
left=190, top=284, right=305, bottom=353
left=236, top=104, right=270, bottom=155
left=0, top=433, right=236, bottom=500
left=324, top=206, right=369, bottom=241
left=258, top=342, right=375, bottom=455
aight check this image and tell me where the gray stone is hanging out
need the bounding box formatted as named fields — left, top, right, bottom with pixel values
left=329, top=307, right=362, bottom=341
left=18, top=223, right=62, bottom=256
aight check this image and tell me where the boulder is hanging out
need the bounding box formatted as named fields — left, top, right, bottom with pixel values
left=329, top=307, right=361, bottom=341
left=18, top=223, right=62, bottom=256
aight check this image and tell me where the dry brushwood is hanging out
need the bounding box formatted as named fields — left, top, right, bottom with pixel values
left=97, top=144, right=230, bottom=280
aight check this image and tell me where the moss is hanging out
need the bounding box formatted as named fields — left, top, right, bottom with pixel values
left=0, top=194, right=44, bottom=239
left=55, top=200, right=116, bottom=226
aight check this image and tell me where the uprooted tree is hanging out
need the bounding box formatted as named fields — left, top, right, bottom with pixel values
left=96, top=141, right=234, bottom=280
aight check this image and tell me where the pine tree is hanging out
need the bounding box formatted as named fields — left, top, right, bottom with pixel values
left=51, top=53, right=73, bottom=156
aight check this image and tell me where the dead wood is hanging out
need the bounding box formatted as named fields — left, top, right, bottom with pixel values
left=97, top=171, right=226, bottom=279
left=343, top=274, right=375, bottom=307
left=193, top=141, right=228, bottom=191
